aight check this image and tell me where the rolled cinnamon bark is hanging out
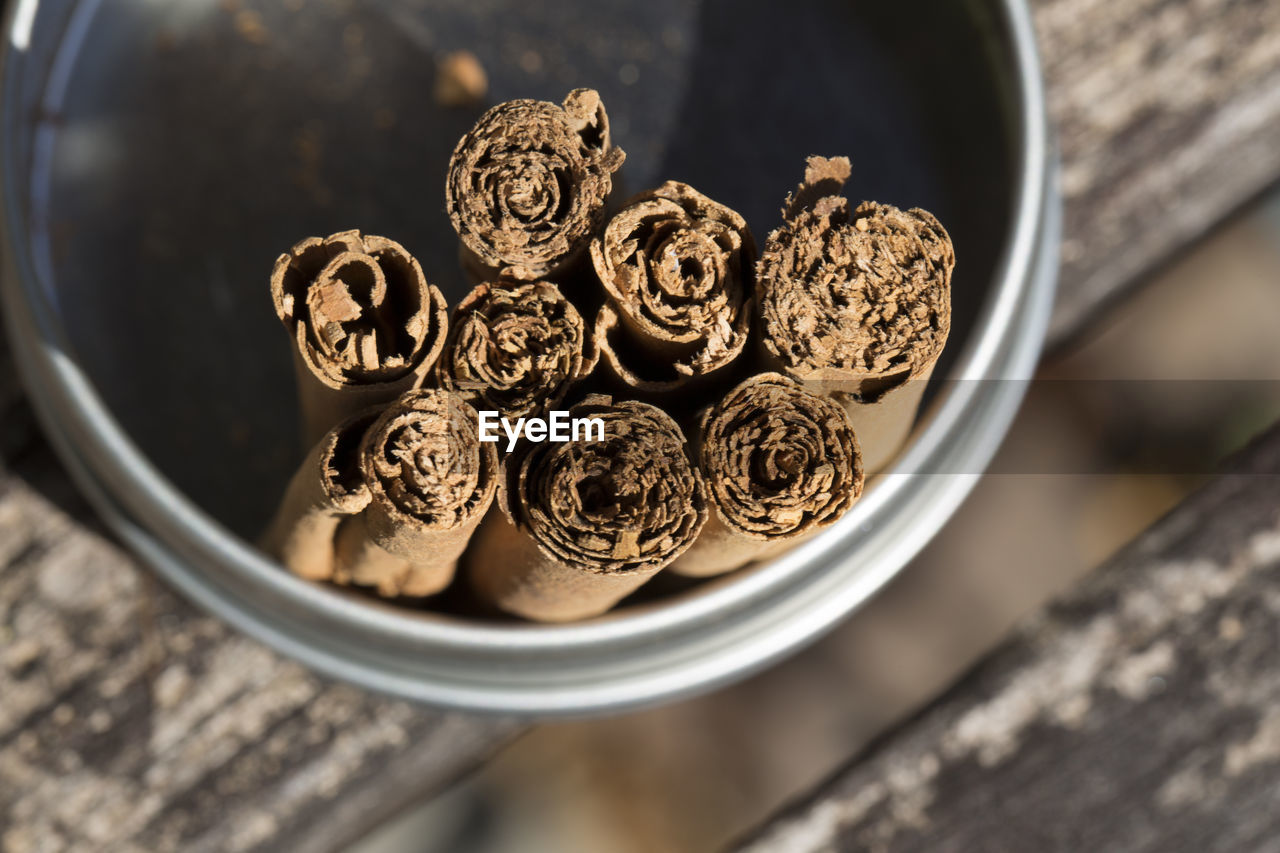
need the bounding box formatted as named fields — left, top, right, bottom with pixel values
left=670, top=373, right=863, bottom=578
left=261, top=408, right=379, bottom=582
left=757, top=156, right=954, bottom=474
left=433, top=280, right=594, bottom=423
left=446, top=88, right=626, bottom=282
left=271, top=229, right=449, bottom=447
left=467, top=396, right=707, bottom=622
left=332, top=389, right=498, bottom=598
left=590, top=181, right=755, bottom=396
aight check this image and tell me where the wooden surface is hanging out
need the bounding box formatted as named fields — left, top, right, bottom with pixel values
left=1039, top=0, right=1280, bottom=346
left=2, top=0, right=1280, bottom=850
left=736, top=426, right=1280, bottom=852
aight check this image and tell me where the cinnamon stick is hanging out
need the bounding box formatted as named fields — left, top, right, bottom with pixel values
left=590, top=181, right=755, bottom=397
left=261, top=408, right=379, bottom=582
left=332, top=389, right=498, bottom=598
left=446, top=88, right=626, bottom=282
left=467, top=396, right=707, bottom=622
left=271, top=230, right=449, bottom=447
left=757, top=157, right=954, bottom=474
left=670, top=373, right=863, bottom=578
left=433, top=280, right=594, bottom=423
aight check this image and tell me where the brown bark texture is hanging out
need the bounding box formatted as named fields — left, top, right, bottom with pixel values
left=467, top=396, right=707, bottom=621
left=672, top=373, right=864, bottom=578
left=270, top=229, right=448, bottom=447
left=261, top=407, right=380, bottom=581
left=590, top=181, right=755, bottom=395
left=757, top=156, right=953, bottom=474
left=333, top=388, right=498, bottom=598
left=433, top=279, right=594, bottom=422
left=446, top=88, right=626, bottom=282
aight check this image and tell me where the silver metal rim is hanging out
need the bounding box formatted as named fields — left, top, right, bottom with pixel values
left=0, top=0, right=1058, bottom=714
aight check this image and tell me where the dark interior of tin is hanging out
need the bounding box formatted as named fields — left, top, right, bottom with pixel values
left=27, top=0, right=1018, bottom=537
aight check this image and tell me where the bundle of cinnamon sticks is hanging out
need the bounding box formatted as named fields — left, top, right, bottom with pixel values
left=264, top=88, right=954, bottom=623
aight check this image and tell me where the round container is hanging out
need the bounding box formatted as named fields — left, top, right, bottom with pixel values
left=0, top=0, right=1058, bottom=714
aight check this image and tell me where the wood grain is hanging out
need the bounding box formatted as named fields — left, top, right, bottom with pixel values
left=1040, top=0, right=1280, bottom=345
left=735, top=426, right=1280, bottom=852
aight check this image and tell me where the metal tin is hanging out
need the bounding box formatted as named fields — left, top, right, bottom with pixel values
left=1, top=0, right=1058, bottom=714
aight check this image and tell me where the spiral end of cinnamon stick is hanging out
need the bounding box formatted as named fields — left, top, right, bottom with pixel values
left=590, top=181, right=755, bottom=391
left=700, top=373, right=863, bottom=540
left=271, top=230, right=448, bottom=390
left=510, top=396, right=707, bottom=574
left=759, top=158, right=954, bottom=388
left=318, top=408, right=380, bottom=513
left=434, top=280, right=592, bottom=422
left=361, top=389, right=498, bottom=532
left=446, top=89, right=626, bottom=281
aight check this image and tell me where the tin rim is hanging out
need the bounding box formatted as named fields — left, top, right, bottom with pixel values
left=0, top=0, right=1058, bottom=714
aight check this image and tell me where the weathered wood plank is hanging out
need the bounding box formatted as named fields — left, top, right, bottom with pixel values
left=1039, top=0, right=1280, bottom=345
left=0, top=466, right=522, bottom=853
left=735, top=426, right=1280, bottom=852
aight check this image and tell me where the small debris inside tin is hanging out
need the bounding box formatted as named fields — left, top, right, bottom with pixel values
left=434, top=51, right=489, bottom=108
